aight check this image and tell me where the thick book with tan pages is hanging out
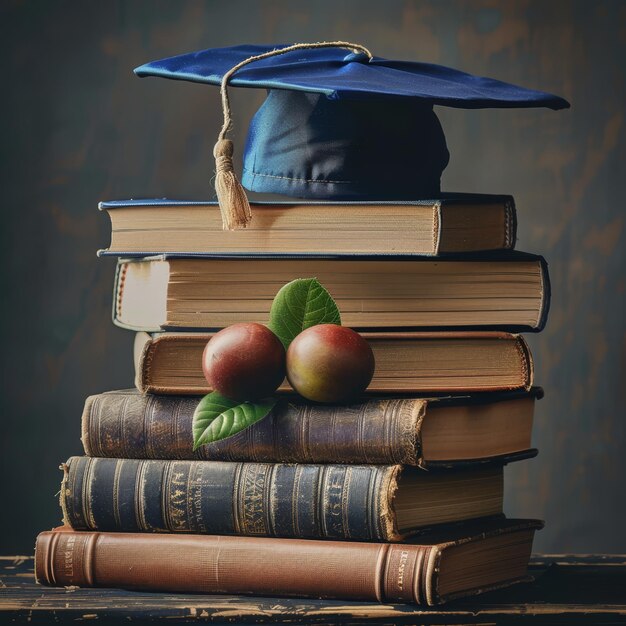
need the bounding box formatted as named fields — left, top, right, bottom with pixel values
left=82, top=388, right=541, bottom=467
left=36, top=519, right=542, bottom=605
left=98, top=195, right=516, bottom=257
left=60, top=457, right=506, bottom=541
left=113, top=253, right=549, bottom=332
left=134, top=331, right=533, bottom=395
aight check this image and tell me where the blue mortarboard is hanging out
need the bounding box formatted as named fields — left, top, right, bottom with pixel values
left=135, top=41, right=569, bottom=229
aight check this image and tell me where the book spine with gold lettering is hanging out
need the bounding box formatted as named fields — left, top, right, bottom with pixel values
left=60, top=457, right=401, bottom=541
left=81, top=391, right=425, bottom=465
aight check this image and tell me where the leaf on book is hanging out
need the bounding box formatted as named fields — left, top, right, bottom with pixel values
left=268, top=278, right=341, bottom=349
left=192, top=392, right=277, bottom=449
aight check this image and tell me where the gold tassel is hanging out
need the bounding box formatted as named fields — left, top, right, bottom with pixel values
left=213, top=41, right=373, bottom=230
left=213, top=139, right=252, bottom=230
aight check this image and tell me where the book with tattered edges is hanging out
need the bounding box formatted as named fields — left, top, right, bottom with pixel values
left=58, top=454, right=528, bottom=542
left=81, top=388, right=542, bottom=468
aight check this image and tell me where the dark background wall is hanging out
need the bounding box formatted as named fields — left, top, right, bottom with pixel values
left=1, top=0, right=624, bottom=554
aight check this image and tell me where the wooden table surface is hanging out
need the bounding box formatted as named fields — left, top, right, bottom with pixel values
left=0, top=555, right=625, bottom=624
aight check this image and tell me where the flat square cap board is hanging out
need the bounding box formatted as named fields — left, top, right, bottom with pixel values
left=135, top=42, right=570, bottom=229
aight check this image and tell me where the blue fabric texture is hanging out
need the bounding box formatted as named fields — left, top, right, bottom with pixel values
left=242, top=90, right=449, bottom=199
left=135, top=44, right=570, bottom=199
left=134, top=44, right=569, bottom=109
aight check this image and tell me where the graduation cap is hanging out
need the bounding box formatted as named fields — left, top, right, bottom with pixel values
left=135, top=41, right=569, bottom=230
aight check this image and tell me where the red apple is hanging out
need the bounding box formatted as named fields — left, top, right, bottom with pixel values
left=202, top=323, right=286, bottom=401
left=286, top=324, right=375, bottom=403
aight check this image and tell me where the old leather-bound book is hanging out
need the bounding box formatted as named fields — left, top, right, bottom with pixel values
left=35, top=519, right=542, bottom=605
left=112, top=252, right=549, bottom=332
left=60, top=457, right=506, bottom=541
left=98, top=194, right=517, bottom=256
left=134, top=331, right=533, bottom=395
left=81, top=388, right=541, bottom=467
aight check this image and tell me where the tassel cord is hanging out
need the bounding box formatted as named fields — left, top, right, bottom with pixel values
left=217, top=41, right=373, bottom=141
left=214, top=41, right=373, bottom=230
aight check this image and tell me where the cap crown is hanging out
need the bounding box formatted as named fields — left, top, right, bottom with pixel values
left=242, top=90, right=450, bottom=199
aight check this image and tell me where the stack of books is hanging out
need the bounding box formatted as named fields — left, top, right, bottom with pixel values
left=35, top=194, right=547, bottom=605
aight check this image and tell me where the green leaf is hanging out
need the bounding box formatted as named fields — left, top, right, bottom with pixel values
left=268, top=278, right=341, bottom=349
left=192, top=392, right=277, bottom=449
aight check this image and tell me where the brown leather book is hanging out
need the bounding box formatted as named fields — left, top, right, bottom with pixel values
left=60, top=457, right=505, bottom=541
left=98, top=196, right=517, bottom=257
left=113, top=252, right=549, bottom=332
left=35, top=519, right=542, bottom=605
left=134, top=331, right=533, bottom=395
left=81, top=388, right=541, bottom=467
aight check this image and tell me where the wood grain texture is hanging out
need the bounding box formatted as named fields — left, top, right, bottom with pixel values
left=1, top=0, right=624, bottom=553
left=1, top=555, right=626, bottom=624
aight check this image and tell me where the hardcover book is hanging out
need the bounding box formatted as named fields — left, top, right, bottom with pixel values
left=81, top=388, right=541, bottom=467
left=60, top=457, right=505, bottom=541
left=134, top=331, right=534, bottom=395
left=36, top=518, right=542, bottom=605
left=113, top=252, right=549, bottom=332
left=98, top=194, right=516, bottom=257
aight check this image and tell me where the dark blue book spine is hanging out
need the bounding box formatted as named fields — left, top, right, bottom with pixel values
left=61, top=457, right=400, bottom=541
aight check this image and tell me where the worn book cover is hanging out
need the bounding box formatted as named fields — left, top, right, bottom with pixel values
left=81, top=388, right=541, bottom=467
left=60, top=457, right=510, bottom=541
